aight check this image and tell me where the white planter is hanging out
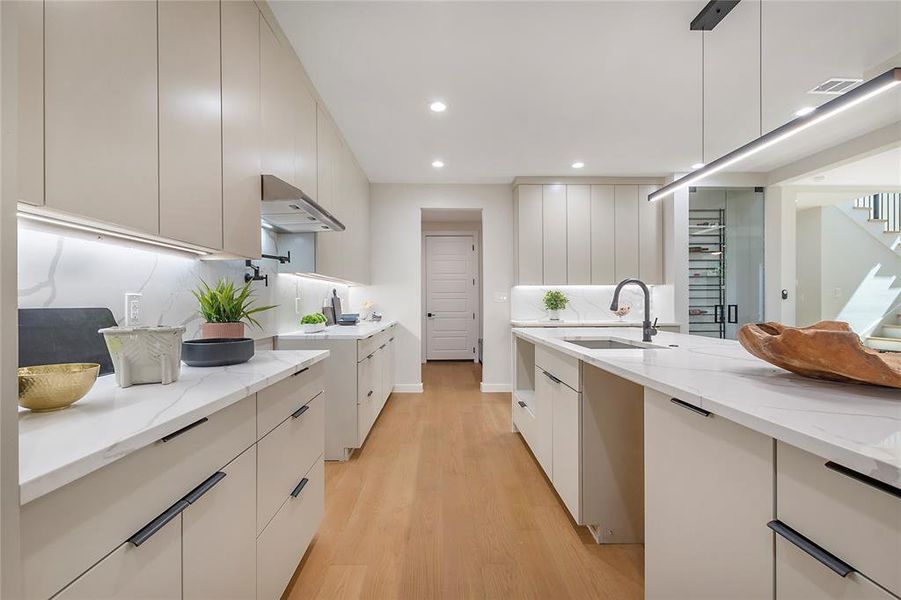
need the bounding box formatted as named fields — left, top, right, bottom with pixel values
left=548, top=309, right=561, bottom=321
left=99, top=326, right=185, bottom=388
left=301, top=323, right=326, bottom=334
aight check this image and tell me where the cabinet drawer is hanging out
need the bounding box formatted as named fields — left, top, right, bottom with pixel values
left=257, top=458, right=325, bottom=600
left=357, top=328, right=391, bottom=362
left=257, top=362, right=324, bottom=438
left=777, top=442, right=901, bottom=597
left=22, top=395, right=255, bottom=600
left=535, top=345, right=581, bottom=392
left=257, top=392, right=324, bottom=534
left=53, top=510, right=181, bottom=599
left=512, top=394, right=538, bottom=464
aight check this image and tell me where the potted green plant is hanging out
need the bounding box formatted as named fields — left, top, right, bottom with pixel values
left=192, top=278, right=277, bottom=339
left=543, top=289, right=568, bottom=321
left=300, top=312, right=328, bottom=334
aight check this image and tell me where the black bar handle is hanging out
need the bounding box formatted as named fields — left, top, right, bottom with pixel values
left=367, top=353, right=374, bottom=360
left=291, top=404, right=310, bottom=419
left=379, top=344, right=387, bottom=350
left=670, top=397, right=711, bottom=418
left=542, top=370, right=562, bottom=384
left=183, top=471, right=227, bottom=504
left=768, top=520, right=855, bottom=577
left=291, top=367, right=309, bottom=377
left=825, top=461, right=901, bottom=499
left=389, top=337, right=395, bottom=342
left=160, top=417, right=208, bottom=443
left=367, top=390, right=373, bottom=397
left=128, top=500, right=189, bottom=547
left=291, top=477, right=309, bottom=498
left=517, top=400, right=527, bottom=408
left=727, top=304, right=738, bottom=324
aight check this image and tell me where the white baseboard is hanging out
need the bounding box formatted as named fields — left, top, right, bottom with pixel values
left=393, top=383, right=424, bottom=393
left=480, top=382, right=511, bottom=393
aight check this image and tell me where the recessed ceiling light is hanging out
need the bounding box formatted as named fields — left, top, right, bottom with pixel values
left=432, top=159, right=444, bottom=168
left=795, top=106, right=816, bottom=117
left=429, top=101, right=447, bottom=113
left=571, top=161, right=585, bottom=169
left=813, top=175, right=826, bottom=181
left=691, top=162, right=705, bottom=170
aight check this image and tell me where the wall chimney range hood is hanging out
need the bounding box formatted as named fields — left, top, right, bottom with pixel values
left=261, top=174, right=346, bottom=232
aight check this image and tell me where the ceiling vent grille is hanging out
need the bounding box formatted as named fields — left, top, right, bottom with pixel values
left=808, top=77, right=863, bottom=95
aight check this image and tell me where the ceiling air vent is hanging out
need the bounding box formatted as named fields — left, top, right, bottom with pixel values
left=808, top=77, right=863, bottom=95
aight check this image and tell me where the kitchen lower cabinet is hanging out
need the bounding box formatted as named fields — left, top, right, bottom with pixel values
left=183, top=447, right=257, bottom=600
left=54, top=513, right=182, bottom=600
left=550, top=373, right=580, bottom=518
left=644, top=388, right=773, bottom=600
left=277, top=324, right=396, bottom=461
left=530, top=366, right=556, bottom=478
left=774, top=442, right=900, bottom=599
left=20, top=364, right=325, bottom=600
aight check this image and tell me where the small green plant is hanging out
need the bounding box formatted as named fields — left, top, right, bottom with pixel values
left=543, top=290, right=568, bottom=311
left=301, top=312, right=327, bottom=325
left=192, top=278, right=277, bottom=329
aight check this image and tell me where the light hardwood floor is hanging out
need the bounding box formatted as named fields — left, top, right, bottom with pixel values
left=285, top=361, right=644, bottom=600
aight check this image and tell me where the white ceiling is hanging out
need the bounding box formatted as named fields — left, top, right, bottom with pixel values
left=792, top=144, right=901, bottom=188
left=271, top=1, right=901, bottom=184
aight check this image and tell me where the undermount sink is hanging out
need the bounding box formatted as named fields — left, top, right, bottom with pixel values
left=564, top=338, right=660, bottom=350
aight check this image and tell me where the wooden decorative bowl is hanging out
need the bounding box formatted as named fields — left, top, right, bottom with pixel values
left=738, top=321, right=901, bottom=389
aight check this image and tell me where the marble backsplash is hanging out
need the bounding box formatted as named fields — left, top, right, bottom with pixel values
left=17, top=219, right=369, bottom=341
left=511, top=284, right=675, bottom=323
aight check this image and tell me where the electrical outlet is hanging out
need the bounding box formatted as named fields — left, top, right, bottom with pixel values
left=124, top=293, right=142, bottom=327
left=832, top=287, right=843, bottom=298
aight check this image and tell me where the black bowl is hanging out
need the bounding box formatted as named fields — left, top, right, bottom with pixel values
left=182, top=338, right=255, bottom=367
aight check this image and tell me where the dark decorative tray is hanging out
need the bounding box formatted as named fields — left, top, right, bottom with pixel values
left=182, top=338, right=255, bottom=367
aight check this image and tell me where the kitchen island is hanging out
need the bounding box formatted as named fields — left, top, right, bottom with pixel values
left=512, top=326, right=900, bottom=600
left=19, top=350, right=329, bottom=600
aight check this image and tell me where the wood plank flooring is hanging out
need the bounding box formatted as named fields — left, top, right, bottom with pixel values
left=285, top=361, right=643, bottom=600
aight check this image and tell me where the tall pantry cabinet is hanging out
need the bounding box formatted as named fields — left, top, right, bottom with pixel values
left=513, top=182, right=663, bottom=285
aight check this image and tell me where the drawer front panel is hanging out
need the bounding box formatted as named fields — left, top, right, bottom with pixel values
left=777, top=442, right=901, bottom=596
left=535, top=345, right=581, bottom=392
left=257, top=361, right=325, bottom=438
left=257, top=392, right=324, bottom=534
left=22, top=395, right=256, bottom=600
left=512, top=394, right=538, bottom=457
left=257, top=458, right=325, bottom=600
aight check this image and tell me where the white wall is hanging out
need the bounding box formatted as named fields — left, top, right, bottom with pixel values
left=795, top=207, right=823, bottom=326
left=370, top=183, right=513, bottom=392
left=764, top=185, right=797, bottom=324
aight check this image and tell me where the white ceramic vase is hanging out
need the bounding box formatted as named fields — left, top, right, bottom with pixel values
left=548, top=309, right=561, bottom=321
left=301, top=323, right=326, bottom=334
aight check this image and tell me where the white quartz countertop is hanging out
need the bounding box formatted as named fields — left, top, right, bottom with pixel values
left=19, top=350, right=329, bottom=505
left=511, top=319, right=681, bottom=328
left=278, top=320, right=397, bottom=340
left=513, top=327, right=901, bottom=487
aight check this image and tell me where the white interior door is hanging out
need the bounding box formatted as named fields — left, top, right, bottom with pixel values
left=425, top=235, right=477, bottom=360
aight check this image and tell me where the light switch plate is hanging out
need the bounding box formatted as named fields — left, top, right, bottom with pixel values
left=494, top=292, right=509, bottom=303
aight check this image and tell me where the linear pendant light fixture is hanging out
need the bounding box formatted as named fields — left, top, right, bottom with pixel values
left=648, top=67, right=901, bottom=202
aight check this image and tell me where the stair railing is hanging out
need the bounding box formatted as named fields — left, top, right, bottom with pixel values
left=853, top=192, right=900, bottom=234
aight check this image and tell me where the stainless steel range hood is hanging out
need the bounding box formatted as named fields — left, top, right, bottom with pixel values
left=261, top=174, right=345, bottom=232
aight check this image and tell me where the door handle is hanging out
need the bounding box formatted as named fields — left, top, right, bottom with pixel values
left=713, top=304, right=723, bottom=323
left=160, top=417, right=208, bottom=443
left=542, top=370, right=562, bottom=385
left=291, top=477, right=309, bottom=498
left=183, top=471, right=227, bottom=504
left=767, top=520, right=855, bottom=577
left=517, top=400, right=527, bottom=408
left=427, top=313, right=434, bottom=318
left=670, top=397, right=711, bottom=418
left=727, top=304, right=738, bottom=324
left=128, top=500, right=190, bottom=547
left=291, top=404, right=310, bottom=419
left=825, top=461, right=901, bottom=499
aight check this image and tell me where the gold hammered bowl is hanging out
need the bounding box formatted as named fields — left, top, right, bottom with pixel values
left=18, top=363, right=100, bottom=412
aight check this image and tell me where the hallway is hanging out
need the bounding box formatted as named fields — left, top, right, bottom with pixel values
left=286, top=361, right=644, bottom=600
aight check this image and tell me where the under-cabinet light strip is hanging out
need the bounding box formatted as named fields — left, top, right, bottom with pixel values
left=17, top=211, right=211, bottom=256
left=648, top=67, right=901, bottom=202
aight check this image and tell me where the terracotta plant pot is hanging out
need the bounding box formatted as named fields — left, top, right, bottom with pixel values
left=201, top=322, right=245, bottom=339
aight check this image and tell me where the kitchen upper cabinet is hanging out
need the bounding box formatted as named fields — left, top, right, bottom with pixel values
left=590, top=185, right=616, bottom=284
left=292, top=69, right=318, bottom=199
left=644, top=389, right=773, bottom=599
left=613, top=185, right=640, bottom=281
left=566, top=185, right=591, bottom=284
left=54, top=513, right=182, bottom=600
left=158, top=0, right=223, bottom=250
left=260, top=17, right=294, bottom=185
left=514, top=184, right=543, bottom=285
left=10, top=0, right=44, bottom=206
left=638, top=185, right=663, bottom=283
left=542, top=184, right=568, bottom=285
left=514, top=182, right=663, bottom=285
left=316, top=105, right=343, bottom=213
left=45, top=0, right=159, bottom=233
left=221, top=0, right=262, bottom=259
left=183, top=447, right=257, bottom=600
